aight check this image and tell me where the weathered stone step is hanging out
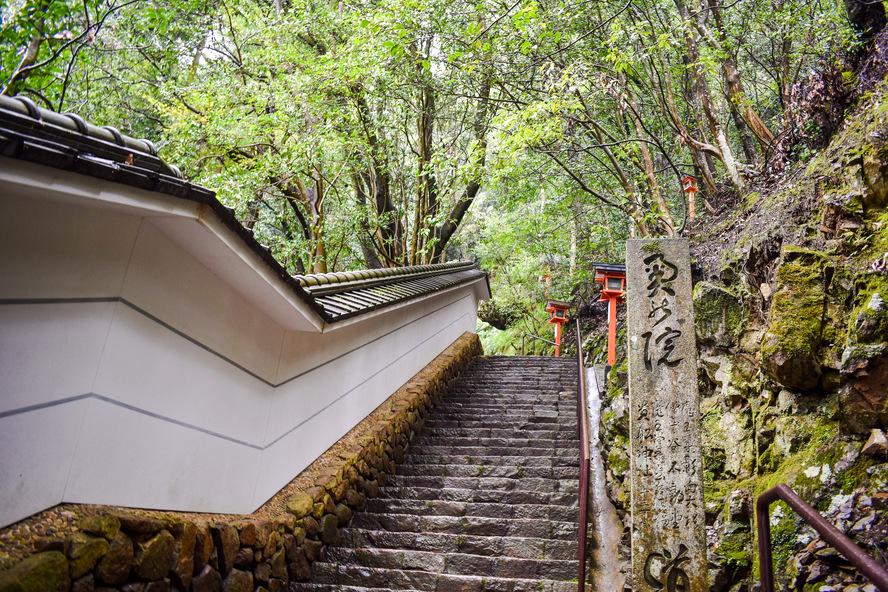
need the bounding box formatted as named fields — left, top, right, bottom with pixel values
left=442, top=401, right=562, bottom=408
left=395, top=464, right=579, bottom=480
left=365, top=498, right=579, bottom=522
left=324, top=547, right=578, bottom=580
left=430, top=409, right=567, bottom=418
left=430, top=408, right=575, bottom=417
left=402, top=454, right=580, bottom=467
left=304, top=562, right=582, bottom=591
left=379, top=485, right=574, bottom=505
left=341, top=528, right=578, bottom=561
left=423, top=419, right=577, bottom=431
left=413, top=436, right=577, bottom=449
left=407, top=445, right=578, bottom=458
left=416, top=427, right=577, bottom=441
left=384, top=475, right=578, bottom=494
left=445, top=391, right=575, bottom=399
left=426, top=412, right=576, bottom=431
left=350, top=512, right=579, bottom=540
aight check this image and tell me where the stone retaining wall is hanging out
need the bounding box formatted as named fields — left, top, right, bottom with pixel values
left=0, top=332, right=483, bottom=592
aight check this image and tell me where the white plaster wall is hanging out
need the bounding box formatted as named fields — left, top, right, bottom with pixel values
left=0, top=178, right=484, bottom=528
left=121, top=220, right=285, bottom=382
left=0, top=401, right=89, bottom=526
left=0, top=193, right=140, bottom=299
left=0, top=301, right=116, bottom=411
left=254, top=294, right=478, bottom=506
left=63, top=397, right=262, bottom=513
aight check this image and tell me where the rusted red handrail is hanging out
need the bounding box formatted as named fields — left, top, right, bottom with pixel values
left=575, top=319, right=591, bottom=592
left=757, top=484, right=888, bottom=592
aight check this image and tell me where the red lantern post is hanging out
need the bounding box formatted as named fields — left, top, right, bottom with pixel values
left=682, top=174, right=699, bottom=221
left=592, top=263, right=626, bottom=366
left=545, top=299, right=571, bottom=357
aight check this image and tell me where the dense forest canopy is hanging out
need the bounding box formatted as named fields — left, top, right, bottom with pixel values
left=2, top=0, right=880, bottom=348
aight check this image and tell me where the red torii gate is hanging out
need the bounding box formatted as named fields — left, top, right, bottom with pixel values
left=592, top=262, right=626, bottom=366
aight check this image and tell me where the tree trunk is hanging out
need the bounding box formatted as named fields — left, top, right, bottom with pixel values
left=2, top=1, right=49, bottom=95
left=674, top=0, right=745, bottom=191
left=353, top=173, right=383, bottom=269
left=621, top=74, right=674, bottom=235
left=352, top=88, right=405, bottom=265
left=707, top=0, right=774, bottom=153
left=429, top=76, right=492, bottom=263
left=729, top=101, right=759, bottom=166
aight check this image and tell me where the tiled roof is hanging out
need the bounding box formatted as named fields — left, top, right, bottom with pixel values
left=0, top=95, right=488, bottom=325
left=296, top=262, right=488, bottom=322
left=591, top=262, right=626, bottom=273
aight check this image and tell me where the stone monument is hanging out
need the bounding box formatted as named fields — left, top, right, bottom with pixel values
left=626, top=239, right=707, bottom=592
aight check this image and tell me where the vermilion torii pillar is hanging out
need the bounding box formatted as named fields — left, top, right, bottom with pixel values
left=592, top=263, right=626, bottom=366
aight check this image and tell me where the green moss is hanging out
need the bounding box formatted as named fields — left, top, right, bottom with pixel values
left=761, top=247, right=830, bottom=389
left=836, top=453, right=881, bottom=492
left=640, top=240, right=663, bottom=254
left=848, top=273, right=888, bottom=345
left=718, top=530, right=752, bottom=568
left=694, top=282, right=743, bottom=345
left=608, top=443, right=629, bottom=477
left=742, top=192, right=761, bottom=211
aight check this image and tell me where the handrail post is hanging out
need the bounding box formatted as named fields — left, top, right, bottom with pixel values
left=575, top=319, right=591, bottom=592
left=756, top=489, right=777, bottom=592
left=757, top=484, right=888, bottom=592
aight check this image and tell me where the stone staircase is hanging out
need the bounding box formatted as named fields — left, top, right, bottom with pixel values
left=292, top=355, right=582, bottom=592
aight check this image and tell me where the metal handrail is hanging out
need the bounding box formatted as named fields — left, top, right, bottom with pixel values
left=522, top=332, right=557, bottom=355
left=575, top=319, right=591, bottom=592
left=757, top=484, right=888, bottom=592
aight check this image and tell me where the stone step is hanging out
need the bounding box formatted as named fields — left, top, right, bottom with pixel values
left=304, top=563, right=582, bottom=591
left=380, top=485, right=551, bottom=506
left=364, top=498, right=579, bottom=522
left=423, top=419, right=577, bottom=431
left=430, top=409, right=567, bottom=418
left=441, top=401, right=567, bottom=418
left=416, top=427, right=577, bottom=441
left=406, top=445, right=578, bottom=458
left=341, top=528, right=578, bottom=561
left=324, top=547, right=578, bottom=581
left=442, top=401, right=563, bottom=409
left=394, top=464, right=579, bottom=480
left=350, top=513, right=579, bottom=540
left=402, top=454, right=580, bottom=467
left=293, top=357, right=586, bottom=592
left=425, top=414, right=574, bottom=424
left=384, top=475, right=579, bottom=494
left=444, top=391, right=575, bottom=399
left=413, top=436, right=578, bottom=449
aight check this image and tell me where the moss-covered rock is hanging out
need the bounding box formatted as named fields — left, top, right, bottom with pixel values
left=839, top=354, right=888, bottom=433
left=694, top=282, right=743, bottom=347
left=133, top=529, right=175, bottom=580
left=849, top=273, right=888, bottom=344
left=761, top=247, right=830, bottom=390
left=77, top=514, right=120, bottom=540
left=285, top=493, right=314, bottom=519
left=720, top=409, right=755, bottom=478
left=95, top=531, right=133, bottom=586
left=0, top=551, right=69, bottom=592
left=66, top=532, right=109, bottom=579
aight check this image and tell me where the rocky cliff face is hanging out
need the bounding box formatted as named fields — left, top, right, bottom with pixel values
left=598, top=76, right=888, bottom=592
